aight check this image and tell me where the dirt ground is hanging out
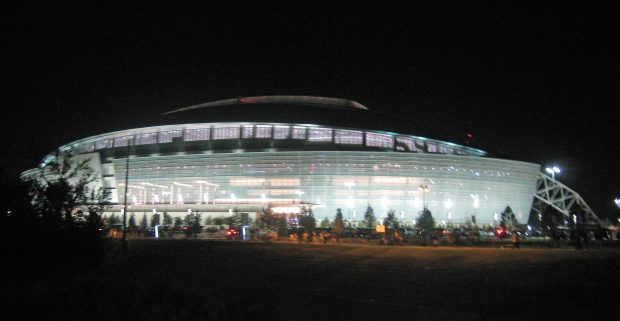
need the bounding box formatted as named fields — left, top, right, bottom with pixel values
left=6, top=239, right=620, bottom=320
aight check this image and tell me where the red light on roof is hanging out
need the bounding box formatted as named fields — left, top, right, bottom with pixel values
left=239, top=97, right=257, bottom=104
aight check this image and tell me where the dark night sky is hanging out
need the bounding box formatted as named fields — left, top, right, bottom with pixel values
left=2, top=2, right=619, bottom=218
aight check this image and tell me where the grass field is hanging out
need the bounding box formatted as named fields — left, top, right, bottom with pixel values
left=5, top=239, right=620, bottom=320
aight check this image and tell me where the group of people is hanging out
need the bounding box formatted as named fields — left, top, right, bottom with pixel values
left=291, top=230, right=340, bottom=244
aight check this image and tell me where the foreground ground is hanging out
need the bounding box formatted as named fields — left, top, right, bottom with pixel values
left=6, top=240, right=620, bottom=320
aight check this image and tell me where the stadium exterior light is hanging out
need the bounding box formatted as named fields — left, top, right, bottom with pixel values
left=545, top=166, right=561, bottom=180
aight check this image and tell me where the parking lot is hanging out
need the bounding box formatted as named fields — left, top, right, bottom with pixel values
left=7, top=239, right=620, bottom=320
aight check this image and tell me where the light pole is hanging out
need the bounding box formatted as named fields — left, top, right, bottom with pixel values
left=418, top=184, right=429, bottom=211
left=545, top=166, right=561, bottom=180
left=615, top=198, right=620, bottom=225
left=122, top=143, right=130, bottom=253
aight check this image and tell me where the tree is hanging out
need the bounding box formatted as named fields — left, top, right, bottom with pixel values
left=15, top=151, right=111, bottom=263
left=275, top=215, right=288, bottom=236
left=128, top=213, right=137, bottom=232
left=107, top=213, right=120, bottom=226
left=363, top=205, right=376, bottom=228
left=24, top=151, right=110, bottom=229
left=204, top=215, right=214, bottom=225
left=319, top=217, right=331, bottom=228
left=192, top=212, right=202, bottom=236
left=184, top=212, right=202, bottom=237
left=140, top=213, right=149, bottom=232
left=83, top=188, right=110, bottom=232
left=500, top=205, right=518, bottom=231
left=213, top=217, right=225, bottom=226
left=163, top=212, right=172, bottom=226
left=383, top=209, right=400, bottom=231
left=173, top=217, right=183, bottom=231
left=258, top=207, right=278, bottom=231
left=416, top=208, right=435, bottom=231
left=333, top=208, right=345, bottom=236
left=227, top=207, right=243, bottom=229
left=298, top=206, right=316, bottom=230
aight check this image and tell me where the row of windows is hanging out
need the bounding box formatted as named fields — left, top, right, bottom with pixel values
left=73, top=123, right=479, bottom=156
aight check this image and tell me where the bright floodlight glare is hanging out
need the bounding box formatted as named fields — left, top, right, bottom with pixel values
left=615, top=198, right=620, bottom=208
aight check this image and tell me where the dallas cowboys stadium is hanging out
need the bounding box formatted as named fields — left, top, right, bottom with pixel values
left=25, top=96, right=551, bottom=226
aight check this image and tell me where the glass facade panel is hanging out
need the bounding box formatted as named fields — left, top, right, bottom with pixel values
left=212, top=126, right=240, bottom=140
left=135, top=132, right=158, bottom=145
left=366, top=133, right=393, bottom=148
left=273, top=126, right=290, bottom=139
left=334, top=129, right=363, bottom=145
left=95, top=139, right=114, bottom=150
left=308, top=128, right=332, bottom=142
left=158, top=130, right=182, bottom=143
left=114, top=135, right=134, bottom=147
left=427, top=143, right=437, bottom=153
left=185, top=128, right=210, bottom=141
left=291, top=126, right=306, bottom=139
left=109, top=150, right=539, bottom=225
left=241, top=126, right=254, bottom=138
left=255, top=125, right=272, bottom=138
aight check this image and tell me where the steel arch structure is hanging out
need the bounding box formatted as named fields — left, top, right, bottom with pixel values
left=532, top=172, right=599, bottom=224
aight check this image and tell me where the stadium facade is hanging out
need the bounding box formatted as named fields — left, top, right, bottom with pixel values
left=24, top=96, right=541, bottom=226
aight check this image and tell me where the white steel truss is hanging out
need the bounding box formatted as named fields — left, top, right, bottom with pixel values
left=531, top=172, right=599, bottom=224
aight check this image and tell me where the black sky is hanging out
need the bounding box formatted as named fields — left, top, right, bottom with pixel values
left=2, top=2, right=619, bottom=218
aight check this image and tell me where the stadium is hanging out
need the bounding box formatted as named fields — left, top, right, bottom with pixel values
left=23, top=96, right=570, bottom=227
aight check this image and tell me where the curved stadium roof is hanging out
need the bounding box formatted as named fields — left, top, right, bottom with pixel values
left=151, top=95, right=473, bottom=148
left=51, top=96, right=486, bottom=159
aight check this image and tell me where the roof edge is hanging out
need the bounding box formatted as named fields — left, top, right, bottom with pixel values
left=164, top=96, right=369, bottom=114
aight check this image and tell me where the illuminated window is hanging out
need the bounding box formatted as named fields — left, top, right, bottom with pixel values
left=185, top=128, right=210, bottom=141
left=95, top=139, right=114, bottom=150
left=135, top=132, right=157, bottom=145
left=274, top=126, right=290, bottom=139
left=212, top=126, right=240, bottom=140
left=334, top=129, right=363, bottom=145
left=158, top=130, right=182, bottom=143
left=308, top=128, right=332, bottom=142
left=439, top=146, right=454, bottom=154
left=427, top=143, right=437, bottom=153
left=366, top=133, right=393, bottom=148
left=255, top=125, right=272, bottom=138
left=291, top=127, right=306, bottom=139
left=114, top=135, right=134, bottom=147
left=241, top=126, right=254, bottom=138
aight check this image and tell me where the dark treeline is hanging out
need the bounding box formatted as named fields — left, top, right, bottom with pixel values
left=0, top=154, right=112, bottom=280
